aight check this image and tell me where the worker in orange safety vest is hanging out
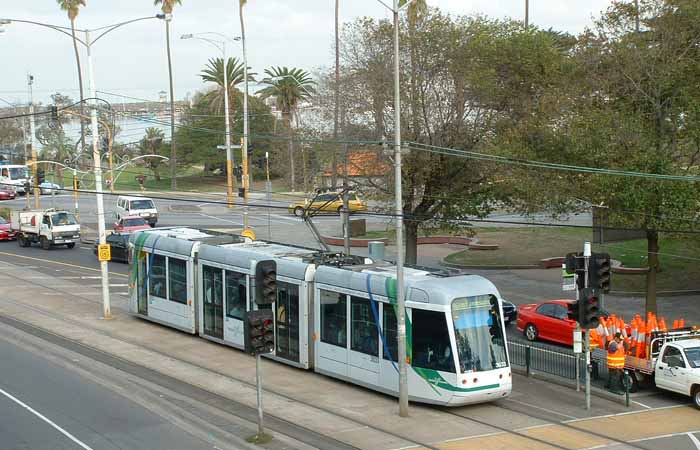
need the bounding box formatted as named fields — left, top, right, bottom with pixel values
left=606, top=332, right=626, bottom=393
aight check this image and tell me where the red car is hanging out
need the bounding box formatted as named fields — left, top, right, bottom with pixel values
left=0, top=186, right=16, bottom=200
left=0, top=216, right=17, bottom=241
left=517, top=300, right=577, bottom=346
left=113, top=215, right=151, bottom=233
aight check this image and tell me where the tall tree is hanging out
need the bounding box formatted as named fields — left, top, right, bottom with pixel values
left=199, top=57, right=255, bottom=141
left=56, top=0, right=86, bottom=158
left=140, top=127, right=166, bottom=181
left=258, top=67, right=316, bottom=191
left=154, top=0, right=181, bottom=189
left=404, top=0, right=427, bottom=141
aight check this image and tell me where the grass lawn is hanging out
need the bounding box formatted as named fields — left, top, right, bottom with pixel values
left=443, top=227, right=700, bottom=292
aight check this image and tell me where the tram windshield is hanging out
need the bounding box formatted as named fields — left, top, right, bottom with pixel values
left=451, top=295, right=508, bottom=373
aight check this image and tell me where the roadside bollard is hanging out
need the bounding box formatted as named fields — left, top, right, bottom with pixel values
left=525, top=345, right=532, bottom=377
left=623, top=370, right=631, bottom=407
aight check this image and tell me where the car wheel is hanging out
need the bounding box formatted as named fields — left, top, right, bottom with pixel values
left=40, top=236, right=51, bottom=250
left=693, top=386, right=700, bottom=410
left=524, top=323, right=538, bottom=342
left=17, top=236, right=25, bottom=248
left=66, top=243, right=75, bottom=249
left=294, top=206, right=304, bottom=217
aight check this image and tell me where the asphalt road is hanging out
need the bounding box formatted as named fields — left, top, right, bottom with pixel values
left=0, top=330, right=233, bottom=450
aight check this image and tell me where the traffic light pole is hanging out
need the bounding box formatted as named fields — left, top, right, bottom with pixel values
left=255, top=354, right=265, bottom=438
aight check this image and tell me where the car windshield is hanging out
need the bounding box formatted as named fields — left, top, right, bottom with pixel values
left=124, top=218, right=146, bottom=227
left=451, top=295, right=508, bottom=373
left=130, top=199, right=154, bottom=209
left=9, top=167, right=28, bottom=179
left=685, top=347, right=700, bottom=368
left=50, top=212, right=78, bottom=226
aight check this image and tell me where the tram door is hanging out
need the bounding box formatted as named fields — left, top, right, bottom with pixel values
left=202, top=265, right=224, bottom=339
left=275, top=282, right=300, bottom=363
left=137, top=256, right=148, bottom=315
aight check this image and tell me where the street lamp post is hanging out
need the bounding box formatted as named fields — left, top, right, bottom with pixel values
left=181, top=33, right=236, bottom=209
left=1, top=15, right=167, bottom=321
left=374, top=0, right=415, bottom=418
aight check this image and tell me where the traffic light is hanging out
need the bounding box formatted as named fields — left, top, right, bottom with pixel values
left=37, top=168, right=45, bottom=184
left=565, top=252, right=585, bottom=290
left=238, top=187, right=246, bottom=198
left=49, top=105, right=59, bottom=121
left=579, top=287, right=600, bottom=329
left=567, top=300, right=580, bottom=323
left=244, top=309, right=274, bottom=355
left=255, top=260, right=277, bottom=305
left=589, top=253, right=611, bottom=293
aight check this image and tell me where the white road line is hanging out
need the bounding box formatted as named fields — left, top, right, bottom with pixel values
left=564, top=403, right=689, bottom=423
left=689, top=432, right=700, bottom=449
left=109, top=284, right=128, bottom=287
left=0, top=387, right=94, bottom=450
left=198, top=213, right=243, bottom=226
left=630, top=400, right=652, bottom=409
left=504, top=398, right=579, bottom=420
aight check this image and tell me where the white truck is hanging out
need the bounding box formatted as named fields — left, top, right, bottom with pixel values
left=10, top=208, right=81, bottom=250
left=0, top=164, right=30, bottom=194
left=593, top=329, right=700, bottom=408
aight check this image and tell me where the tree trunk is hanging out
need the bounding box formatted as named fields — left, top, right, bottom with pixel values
left=645, top=229, right=659, bottom=315
left=165, top=19, right=177, bottom=189
left=70, top=19, right=86, bottom=159
left=405, top=219, right=418, bottom=266
left=331, top=0, right=340, bottom=189
left=287, top=116, right=295, bottom=191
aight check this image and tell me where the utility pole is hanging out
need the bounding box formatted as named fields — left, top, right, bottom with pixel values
left=583, top=240, right=591, bottom=411
left=342, top=143, right=350, bottom=255
left=265, top=151, right=271, bottom=239
left=223, top=39, right=234, bottom=209
left=242, top=28, right=250, bottom=231
left=525, top=0, right=530, bottom=27
left=28, top=74, right=39, bottom=209
left=86, top=29, right=111, bottom=320
left=634, top=0, right=640, bottom=33
left=73, top=168, right=79, bottom=221
left=393, top=0, right=409, bottom=418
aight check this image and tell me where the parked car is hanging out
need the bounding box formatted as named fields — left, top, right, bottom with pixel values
left=517, top=299, right=578, bottom=346
left=501, top=299, right=517, bottom=325
left=0, top=216, right=17, bottom=241
left=93, top=232, right=130, bottom=263
left=0, top=185, right=16, bottom=200
left=39, top=182, right=62, bottom=195
left=113, top=216, right=151, bottom=233
left=288, top=191, right=367, bottom=216
left=116, top=195, right=158, bottom=226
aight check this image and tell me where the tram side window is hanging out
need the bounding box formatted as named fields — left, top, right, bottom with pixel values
left=320, top=290, right=346, bottom=348
left=351, top=296, right=378, bottom=357
left=412, top=309, right=455, bottom=373
left=168, top=258, right=188, bottom=304
left=382, top=304, right=398, bottom=362
left=149, top=254, right=167, bottom=298
left=225, top=270, right=246, bottom=320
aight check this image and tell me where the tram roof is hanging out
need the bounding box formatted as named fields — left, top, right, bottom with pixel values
left=314, top=264, right=501, bottom=306
left=129, top=227, right=243, bottom=256
left=198, top=240, right=317, bottom=280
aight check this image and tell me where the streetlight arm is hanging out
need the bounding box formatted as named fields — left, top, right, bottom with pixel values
left=182, top=35, right=224, bottom=53
left=373, top=0, right=417, bottom=13
left=0, top=18, right=86, bottom=45
left=91, top=16, right=164, bottom=45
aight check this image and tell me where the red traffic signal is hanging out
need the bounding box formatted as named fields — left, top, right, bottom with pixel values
left=255, top=260, right=277, bottom=305
left=245, top=309, right=275, bottom=355
left=579, top=287, right=600, bottom=329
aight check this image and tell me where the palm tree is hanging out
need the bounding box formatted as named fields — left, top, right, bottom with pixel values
left=154, top=0, right=181, bottom=189
left=199, top=57, right=255, bottom=136
left=56, top=0, right=86, bottom=158
left=141, top=127, right=165, bottom=181
left=258, top=67, right=316, bottom=191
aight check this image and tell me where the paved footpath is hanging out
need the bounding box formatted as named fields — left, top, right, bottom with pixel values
left=0, top=259, right=698, bottom=450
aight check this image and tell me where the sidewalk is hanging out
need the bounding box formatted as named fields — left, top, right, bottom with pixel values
left=0, top=261, right=695, bottom=450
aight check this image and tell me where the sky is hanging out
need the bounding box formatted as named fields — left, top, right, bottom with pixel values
left=0, top=0, right=614, bottom=106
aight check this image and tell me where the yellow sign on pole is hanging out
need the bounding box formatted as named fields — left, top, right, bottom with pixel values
left=241, top=228, right=256, bottom=240
left=98, top=244, right=111, bottom=262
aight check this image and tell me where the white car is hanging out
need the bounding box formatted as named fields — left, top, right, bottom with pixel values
left=39, top=182, right=62, bottom=195
left=116, top=195, right=158, bottom=226
left=654, top=339, right=700, bottom=409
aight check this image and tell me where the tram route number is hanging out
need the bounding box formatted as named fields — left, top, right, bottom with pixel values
left=98, top=244, right=111, bottom=262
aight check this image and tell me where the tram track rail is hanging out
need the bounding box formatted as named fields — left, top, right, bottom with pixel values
left=0, top=263, right=676, bottom=450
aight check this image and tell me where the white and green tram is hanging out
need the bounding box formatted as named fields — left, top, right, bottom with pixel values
left=128, top=227, right=512, bottom=406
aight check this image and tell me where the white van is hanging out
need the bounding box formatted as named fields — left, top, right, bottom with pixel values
left=116, top=195, right=158, bottom=226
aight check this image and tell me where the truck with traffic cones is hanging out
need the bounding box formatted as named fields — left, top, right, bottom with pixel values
left=590, top=313, right=700, bottom=407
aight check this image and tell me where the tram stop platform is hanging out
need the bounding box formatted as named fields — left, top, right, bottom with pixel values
left=0, top=260, right=697, bottom=450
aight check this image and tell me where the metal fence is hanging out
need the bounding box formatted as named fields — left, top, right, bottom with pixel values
left=508, top=341, right=584, bottom=380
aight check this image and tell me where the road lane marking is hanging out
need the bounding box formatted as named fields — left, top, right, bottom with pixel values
left=630, top=400, right=652, bottom=409
left=690, top=432, right=700, bottom=449
left=0, top=251, right=127, bottom=278
left=198, top=213, right=243, bottom=226
left=0, top=387, right=94, bottom=450
left=503, top=398, right=578, bottom=420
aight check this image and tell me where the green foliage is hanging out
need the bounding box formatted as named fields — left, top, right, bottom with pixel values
left=153, top=0, right=181, bottom=14
left=200, top=57, right=256, bottom=114
left=56, top=0, right=85, bottom=20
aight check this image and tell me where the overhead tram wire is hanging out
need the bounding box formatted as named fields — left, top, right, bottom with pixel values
left=4, top=180, right=700, bottom=238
